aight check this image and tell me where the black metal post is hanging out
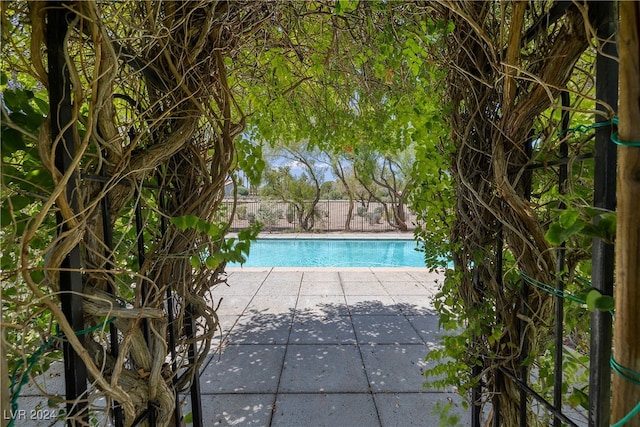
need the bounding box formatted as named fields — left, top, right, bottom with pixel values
left=160, top=189, right=183, bottom=426
left=588, top=2, right=618, bottom=427
left=494, top=228, right=503, bottom=427
left=46, top=3, right=89, bottom=424
left=519, top=284, right=528, bottom=427
left=471, top=268, right=482, bottom=427
left=185, top=307, right=203, bottom=427
left=553, top=92, right=570, bottom=427
left=100, top=179, right=124, bottom=427
left=134, top=194, right=156, bottom=426
left=518, top=132, right=533, bottom=427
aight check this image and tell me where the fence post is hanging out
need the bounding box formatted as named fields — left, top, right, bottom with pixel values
left=159, top=190, right=183, bottom=426
left=46, top=3, right=89, bottom=423
left=552, top=92, right=570, bottom=427
left=99, top=177, right=124, bottom=427
left=471, top=268, right=483, bottom=427
left=588, top=2, right=618, bottom=426
left=186, top=307, right=204, bottom=427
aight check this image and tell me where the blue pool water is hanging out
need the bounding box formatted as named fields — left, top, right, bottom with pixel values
left=228, top=239, right=425, bottom=267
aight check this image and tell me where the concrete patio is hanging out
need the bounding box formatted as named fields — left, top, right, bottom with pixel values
left=14, top=267, right=471, bottom=426
left=200, top=267, right=470, bottom=426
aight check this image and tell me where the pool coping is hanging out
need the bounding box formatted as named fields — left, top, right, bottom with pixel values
left=227, top=232, right=417, bottom=240
left=226, top=266, right=435, bottom=272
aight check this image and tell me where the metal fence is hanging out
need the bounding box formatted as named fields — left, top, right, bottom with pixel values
left=47, top=6, right=203, bottom=425
left=223, top=199, right=417, bottom=232
left=471, top=10, right=617, bottom=425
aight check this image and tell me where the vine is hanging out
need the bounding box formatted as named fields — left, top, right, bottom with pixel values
left=421, top=2, right=612, bottom=425
left=2, top=2, right=273, bottom=425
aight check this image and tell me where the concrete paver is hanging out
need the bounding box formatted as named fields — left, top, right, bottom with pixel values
left=360, top=343, right=430, bottom=392
left=200, top=394, right=275, bottom=426
left=344, top=295, right=399, bottom=315
left=351, top=315, right=426, bottom=345
left=288, top=316, right=357, bottom=344
left=295, top=294, right=349, bottom=315
left=201, top=344, right=286, bottom=393
left=280, top=344, right=369, bottom=393
left=225, top=313, right=294, bottom=345
left=272, top=393, right=379, bottom=427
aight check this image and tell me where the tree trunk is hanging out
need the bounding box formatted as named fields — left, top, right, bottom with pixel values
left=612, top=2, right=640, bottom=425
left=345, top=198, right=354, bottom=231
left=394, top=201, right=408, bottom=231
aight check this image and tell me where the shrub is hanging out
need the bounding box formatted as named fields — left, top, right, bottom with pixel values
left=367, top=212, right=382, bottom=224
left=237, top=205, right=247, bottom=220
left=257, top=202, right=282, bottom=230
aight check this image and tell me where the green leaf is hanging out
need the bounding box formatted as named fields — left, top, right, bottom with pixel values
left=594, top=295, right=614, bottom=312
left=189, top=256, right=200, bottom=268
left=545, top=220, right=584, bottom=245
left=205, top=222, right=222, bottom=239
left=586, top=290, right=614, bottom=312
left=32, top=97, right=49, bottom=115
left=559, top=209, right=580, bottom=228
left=1, top=127, right=26, bottom=152
left=196, top=220, right=209, bottom=233
left=10, top=195, right=31, bottom=211
left=2, top=285, right=16, bottom=297
left=235, top=241, right=250, bottom=255
left=204, top=256, right=221, bottom=270
left=25, top=168, right=54, bottom=190
left=30, top=270, right=45, bottom=283
left=184, top=412, right=193, bottom=424
left=568, top=388, right=589, bottom=410
left=0, top=207, right=13, bottom=227
left=596, top=212, right=616, bottom=238
left=545, top=223, right=563, bottom=245
left=171, top=215, right=200, bottom=231
left=586, top=289, right=602, bottom=311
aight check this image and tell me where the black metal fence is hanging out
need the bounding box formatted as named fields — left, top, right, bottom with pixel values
left=224, top=199, right=417, bottom=232
left=47, top=5, right=203, bottom=425
left=471, top=6, right=617, bottom=425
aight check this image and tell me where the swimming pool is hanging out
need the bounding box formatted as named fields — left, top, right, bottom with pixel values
left=228, top=238, right=425, bottom=267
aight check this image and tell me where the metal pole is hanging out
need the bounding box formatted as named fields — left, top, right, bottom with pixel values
left=588, top=2, right=618, bottom=426
left=134, top=195, right=156, bottom=426
left=100, top=180, right=124, bottom=427
left=471, top=268, right=482, bottom=427
left=516, top=133, right=534, bottom=427
left=494, top=229, right=503, bottom=427
left=553, top=92, right=570, bottom=427
left=186, top=307, right=203, bottom=427
left=46, top=3, right=89, bottom=424
left=160, top=190, right=182, bottom=426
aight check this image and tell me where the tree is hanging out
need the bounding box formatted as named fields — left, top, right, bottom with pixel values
left=351, top=147, right=416, bottom=231
left=261, top=161, right=322, bottom=232
left=329, top=156, right=357, bottom=230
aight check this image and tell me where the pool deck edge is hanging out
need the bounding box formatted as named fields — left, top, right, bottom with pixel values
left=227, top=232, right=417, bottom=240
